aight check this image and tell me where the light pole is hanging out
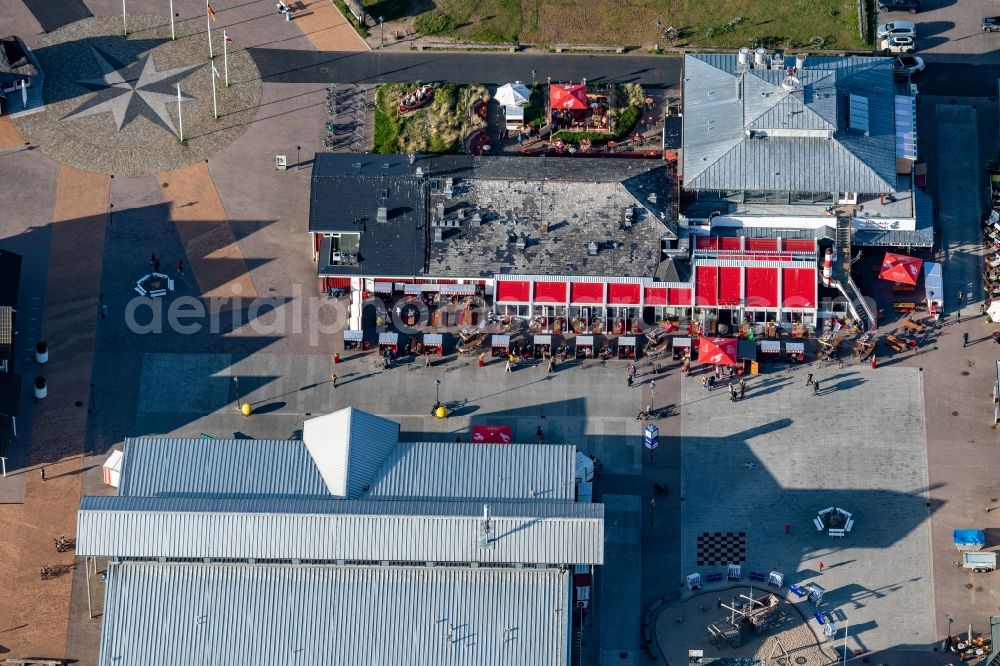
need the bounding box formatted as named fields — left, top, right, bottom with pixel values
left=122, top=0, right=128, bottom=35
left=107, top=202, right=114, bottom=228
left=379, top=16, right=384, bottom=48
left=656, top=19, right=661, bottom=51
left=532, top=69, right=536, bottom=87
left=435, top=378, right=441, bottom=405
left=233, top=376, right=240, bottom=411
left=296, top=145, right=301, bottom=170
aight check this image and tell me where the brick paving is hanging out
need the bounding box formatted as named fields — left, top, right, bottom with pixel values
left=0, top=164, right=109, bottom=659
left=292, top=0, right=368, bottom=52
left=0, top=116, right=27, bottom=149
left=13, top=13, right=262, bottom=176
left=159, top=162, right=258, bottom=300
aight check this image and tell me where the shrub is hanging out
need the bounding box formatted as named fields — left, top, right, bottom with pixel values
left=415, top=10, right=457, bottom=36
left=613, top=106, right=641, bottom=137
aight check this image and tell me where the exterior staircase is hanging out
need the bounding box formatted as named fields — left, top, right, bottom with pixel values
left=829, top=214, right=877, bottom=331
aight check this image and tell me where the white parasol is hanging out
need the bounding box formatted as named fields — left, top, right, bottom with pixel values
left=495, top=81, right=530, bottom=107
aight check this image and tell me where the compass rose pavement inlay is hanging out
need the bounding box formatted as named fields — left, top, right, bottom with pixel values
left=62, top=46, right=198, bottom=136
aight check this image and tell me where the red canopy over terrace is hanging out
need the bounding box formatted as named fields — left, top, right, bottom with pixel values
left=697, top=337, right=738, bottom=366
left=879, top=252, right=923, bottom=285
left=550, top=84, right=588, bottom=110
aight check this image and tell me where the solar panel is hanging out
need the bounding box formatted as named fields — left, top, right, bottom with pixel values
left=848, top=94, right=869, bottom=133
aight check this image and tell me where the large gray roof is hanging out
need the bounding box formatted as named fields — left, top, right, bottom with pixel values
left=682, top=54, right=898, bottom=193
left=99, top=563, right=571, bottom=666
left=77, top=496, right=605, bottom=564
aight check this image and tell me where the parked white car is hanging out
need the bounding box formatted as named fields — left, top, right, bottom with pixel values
left=876, top=20, right=916, bottom=40
left=893, top=55, right=925, bottom=75
left=880, top=35, right=916, bottom=54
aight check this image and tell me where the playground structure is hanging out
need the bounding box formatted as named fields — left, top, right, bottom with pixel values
left=708, top=590, right=782, bottom=648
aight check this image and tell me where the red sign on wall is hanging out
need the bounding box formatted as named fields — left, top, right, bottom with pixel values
left=471, top=425, right=513, bottom=444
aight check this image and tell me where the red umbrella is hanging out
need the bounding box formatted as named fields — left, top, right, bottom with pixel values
left=549, top=84, right=588, bottom=110
left=697, top=337, right=738, bottom=366
left=878, top=252, right=923, bottom=285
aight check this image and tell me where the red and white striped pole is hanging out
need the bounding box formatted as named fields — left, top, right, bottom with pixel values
left=822, top=248, right=833, bottom=287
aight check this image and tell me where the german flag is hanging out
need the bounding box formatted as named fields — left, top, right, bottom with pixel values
left=207, top=3, right=217, bottom=21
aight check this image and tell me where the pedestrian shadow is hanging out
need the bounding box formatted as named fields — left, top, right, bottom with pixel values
left=818, top=371, right=858, bottom=383
left=339, top=372, right=376, bottom=387
left=745, top=378, right=791, bottom=398
left=817, top=378, right=866, bottom=394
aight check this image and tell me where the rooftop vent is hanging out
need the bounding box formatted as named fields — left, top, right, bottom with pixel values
left=471, top=213, right=481, bottom=227
left=436, top=202, right=445, bottom=219
left=415, top=167, right=424, bottom=177
left=516, top=234, right=528, bottom=251
left=738, top=47, right=751, bottom=69
left=796, top=53, right=807, bottom=71
left=587, top=242, right=599, bottom=256
left=433, top=227, right=443, bottom=243
left=770, top=51, right=784, bottom=70
left=754, top=47, right=767, bottom=67
left=376, top=206, right=387, bottom=223
left=379, top=188, right=388, bottom=200
left=647, top=193, right=658, bottom=204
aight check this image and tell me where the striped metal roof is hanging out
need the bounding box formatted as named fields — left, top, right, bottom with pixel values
left=302, top=407, right=400, bottom=497
left=683, top=54, right=898, bottom=193
left=99, top=562, right=570, bottom=666
left=77, top=496, right=604, bottom=564
left=366, top=442, right=576, bottom=501
left=117, top=437, right=330, bottom=498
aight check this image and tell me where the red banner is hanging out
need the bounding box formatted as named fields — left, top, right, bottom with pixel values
left=471, top=425, right=512, bottom=444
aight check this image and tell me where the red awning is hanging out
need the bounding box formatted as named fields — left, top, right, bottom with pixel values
left=608, top=283, right=640, bottom=305
left=644, top=287, right=667, bottom=305
left=879, top=252, right=923, bottom=285
left=698, top=337, right=738, bottom=366
left=534, top=281, right=567, bottom=303
left=550, top=84, right=588, bottom=110
left=496, top=281, right=530, bottom=302
left=570, top=282, right=604, bottom=303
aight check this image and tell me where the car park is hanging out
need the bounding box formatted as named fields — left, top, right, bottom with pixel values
left=880, top=35, right=916, bottom=54
left=878, top=0, right=920, bottom=14
left=877, top=21, right=916, bottom=40
left=983, top=16, right=1000, bottom=32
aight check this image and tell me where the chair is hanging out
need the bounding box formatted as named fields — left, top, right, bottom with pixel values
left=813, top=517, right=824, bottom=531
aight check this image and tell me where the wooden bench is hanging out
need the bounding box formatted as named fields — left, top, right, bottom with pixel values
left=885, top=335, right=908, bottom=353
left=748, top=571, right=766, bottom=582
left=902, top=318, right=925, bottom=333
left=813, top=517, right=824, bottom=531
left=814, top=612, right=826, bottom=625
left=828, top=528, right=846, bottom=537
left=894, top=302, right=916, bottom=312
left=705, top=572, right=724, bottom=583
left=845, top=518, right=854, bottom=533
left=789, top=583, right=807, bottom=597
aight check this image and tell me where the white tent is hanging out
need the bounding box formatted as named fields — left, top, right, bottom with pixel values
left=495, top=82, right=530, bottom=107
left=987, top=301, right=1000, bottom=323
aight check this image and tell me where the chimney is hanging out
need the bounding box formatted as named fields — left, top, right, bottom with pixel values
left=796, top=53, right=807, bottom=71
left=471, top=213, right=481, bottom=228
left=516, top=234, right=527, bottom=251
left=376, top=206, right=387, bottom=223
left=587, top=242, right=599, bottom=256
left=541, top=221, right=550, bottom=233
left=754, top=47, right=767, bottom=68
left=436, top=202, right=445, bottom=219
left=433, top=227, right=443, bottom=243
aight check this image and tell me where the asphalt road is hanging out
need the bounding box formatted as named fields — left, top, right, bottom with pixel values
left=249, top=49, right=685, bottom=89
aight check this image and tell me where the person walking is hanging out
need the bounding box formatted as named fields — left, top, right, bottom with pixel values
left=39, top=467, right=45, bottom=482
left=957, top=291, right=964, bottom=305
left=627, top=374, right=634, bottom=387
left=957, top=310, right=962, bottom=324
left=818, top=561, right=824, bottom=573
left=425, top=353, right=431, bottom=367
left=176, top=259, right=185, bottom=274
left=536, top=426, right=544, bottom=444
left=649, top=380, right=656, bottom=396
left=629, top=364, right=637, bottom=380
left=505, top=358, right=512, bottom=373
left=330, top=373, right=337, bottom=388
left=729, top=384, right=738, bottom=402
left=738, top=378, right=746, bottom=400
left=964, top=332, right=969, bottom=347
left=982, top=303, right=987, bottom=316
left=813, top=380, right=820, bottom=395
left=805, top=373, right=814, bottom=387
left=478, top=352, right=485, bottom=368
left=153, top=257, right=161, bottom=272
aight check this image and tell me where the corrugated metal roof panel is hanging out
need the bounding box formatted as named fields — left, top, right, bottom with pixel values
left=117, top=438, right=330, bottom=498
left=366, top=442, right=576, bottom=501
left=99, top=563, right=570, bottom=666
left=302, top=407, right=400, bottom=497
left=77, top=497, right=605, bottom=565
left=683, top=54, right=898, bottom=193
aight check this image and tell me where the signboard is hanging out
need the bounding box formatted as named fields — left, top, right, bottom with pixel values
left=472, top=425, right=512, bottom=444
left=643, top=424, right=659, bottom=451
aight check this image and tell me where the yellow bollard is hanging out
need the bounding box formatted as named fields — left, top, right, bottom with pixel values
left=435, top=405, right=448, bottom=419
left=241, top=403, right=253, bottom=416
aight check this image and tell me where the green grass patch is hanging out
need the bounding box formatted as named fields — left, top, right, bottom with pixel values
left=372, top=82, right=490, bottom=154
left=402, top=0, right=862, bottom=49
left=334, top=1, right=370, bottom=38
left=414, top=10, right=457, bottom=35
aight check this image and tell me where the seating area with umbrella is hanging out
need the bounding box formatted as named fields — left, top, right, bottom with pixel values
left=697, top=337, right=738, bottom=366
left=878, top=251, right=924, bottom=315
left=548, top=82, right=610, bottom=132
left=496, top=81, right=530, bottom=132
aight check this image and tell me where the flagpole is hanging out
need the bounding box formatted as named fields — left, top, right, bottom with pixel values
left=223, top=30, right=229, bottom=87
left=211, top=65, right=218, bottom=118
left=207, top=2, right=214, bottom=59
left=177, top=83, right=184, bottom=141
left=169, top=0, right=175, bottom=40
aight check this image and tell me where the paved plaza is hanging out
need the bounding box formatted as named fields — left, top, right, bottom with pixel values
left=678, top=365, right=935, bottom=655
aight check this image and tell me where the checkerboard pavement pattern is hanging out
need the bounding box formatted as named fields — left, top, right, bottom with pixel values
left=696, top=532, right=746, bottom=566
